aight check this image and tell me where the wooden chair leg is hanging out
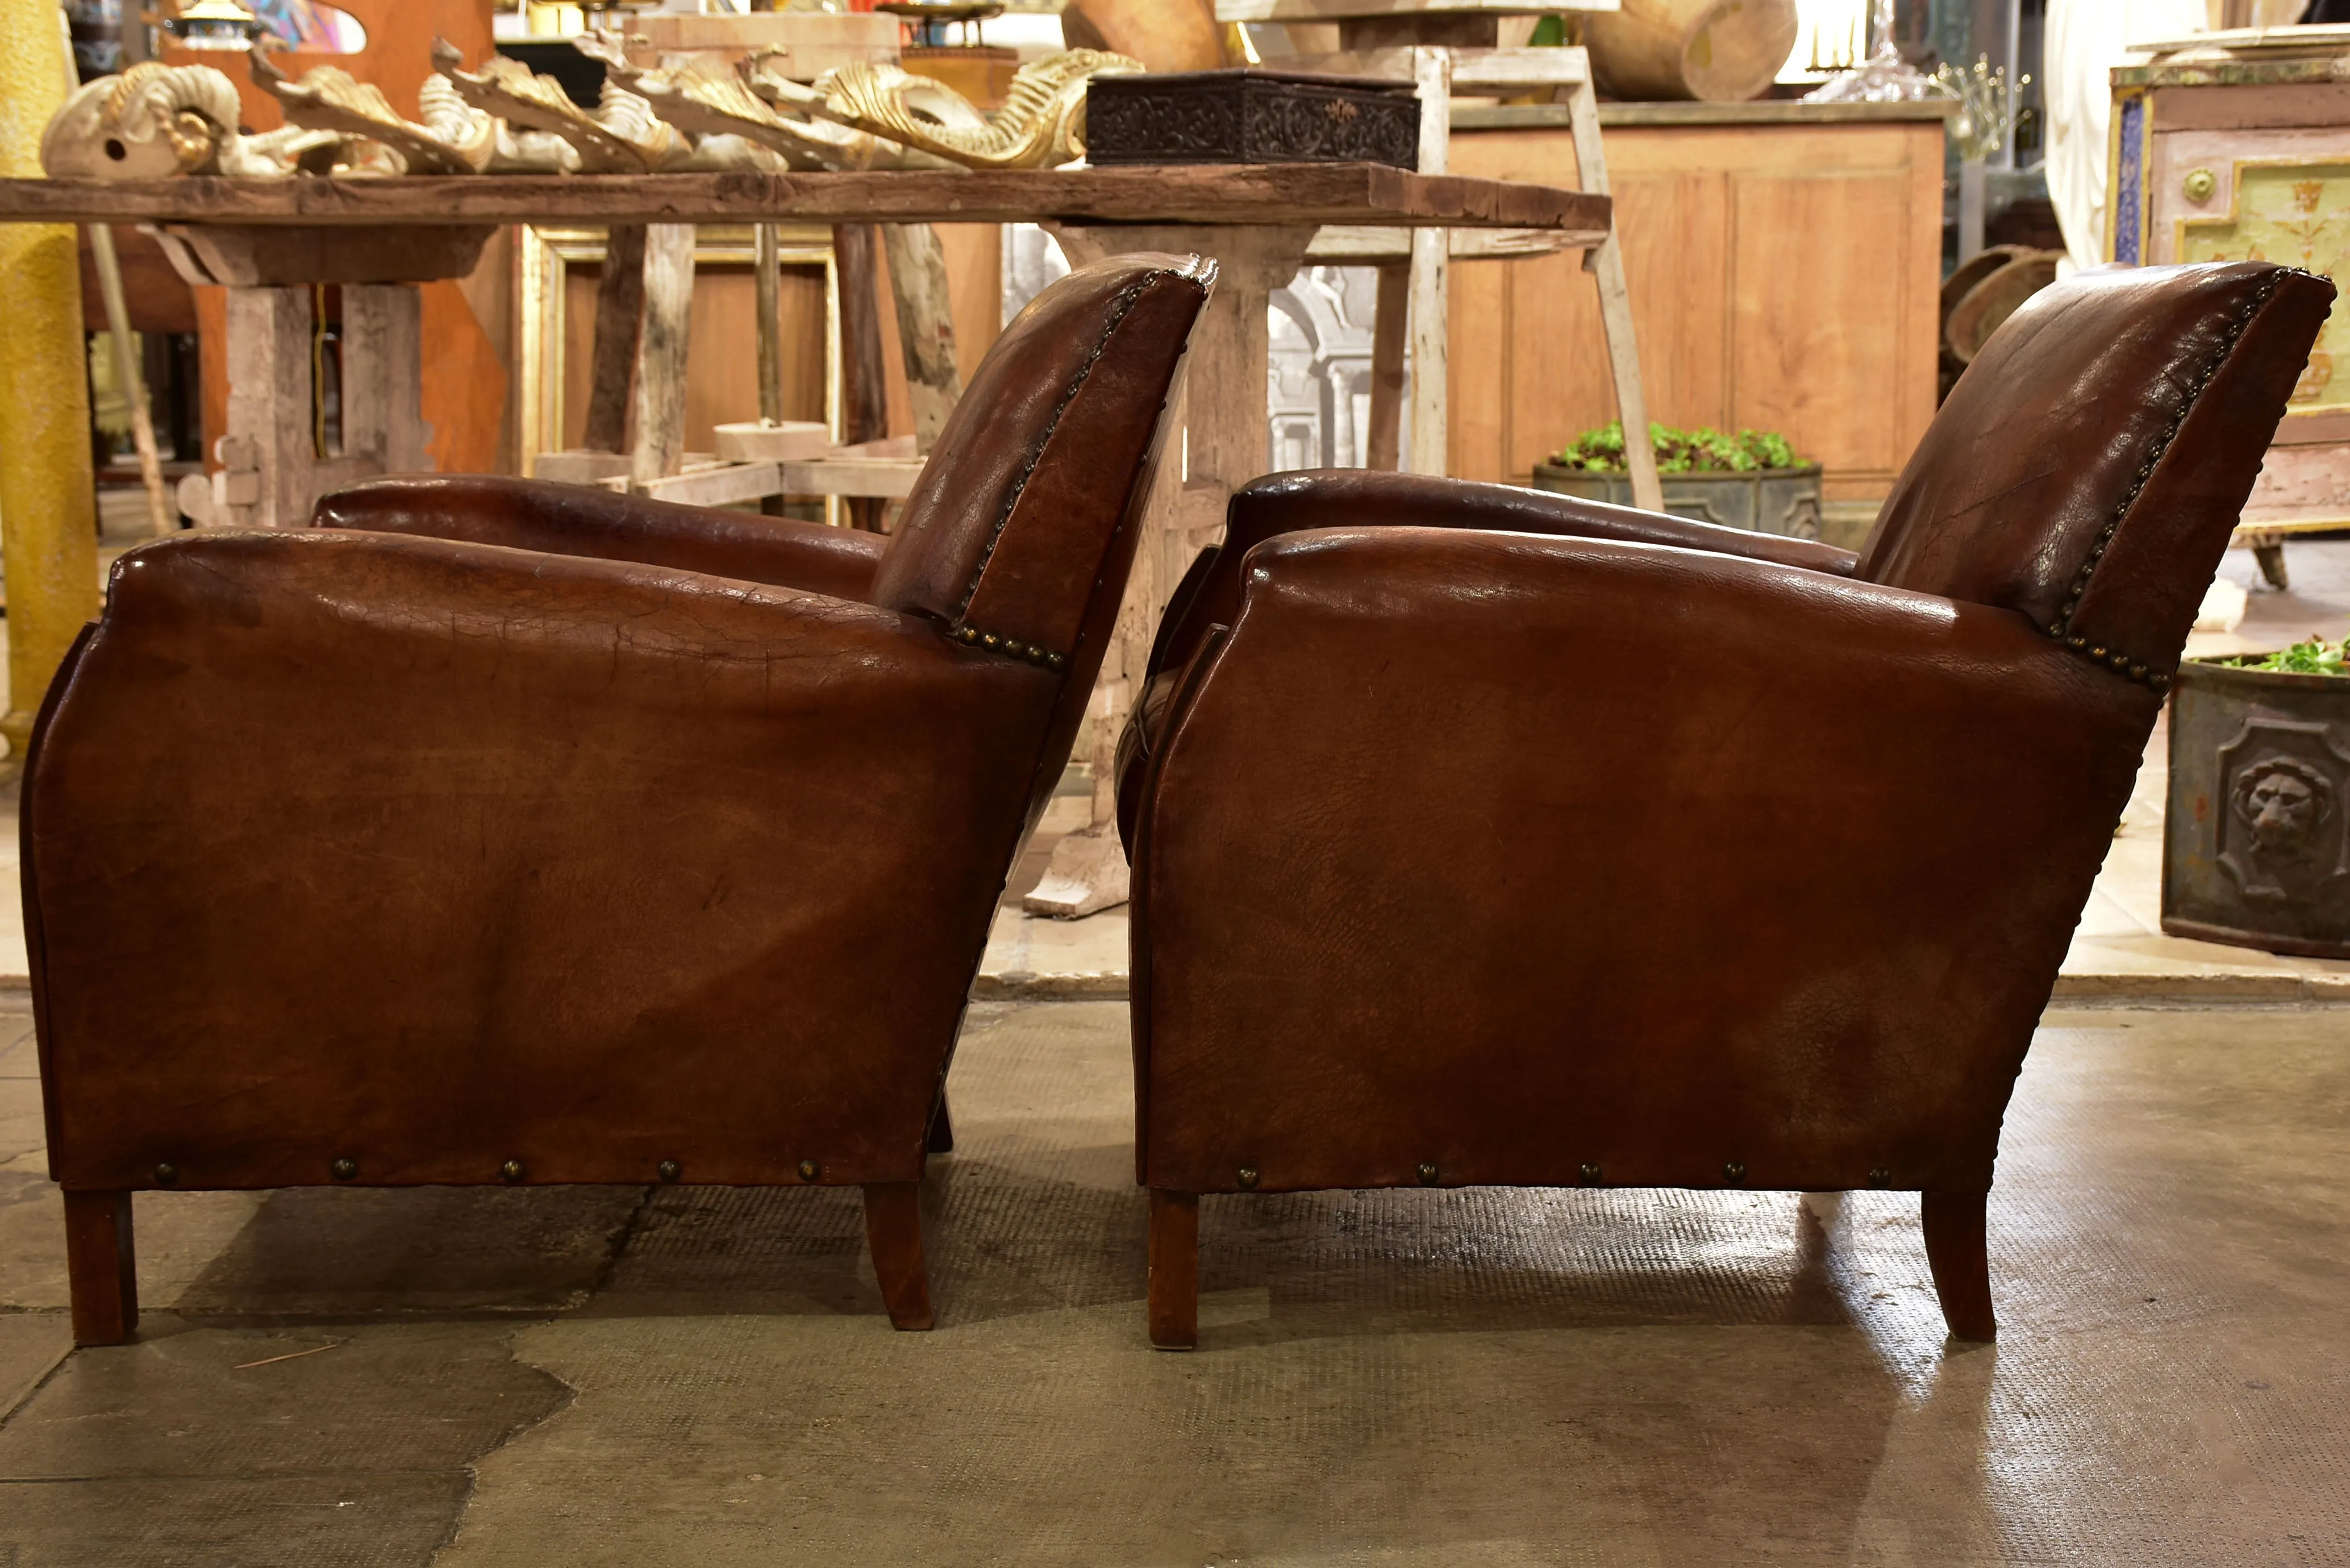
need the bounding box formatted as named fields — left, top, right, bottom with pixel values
left=862, top=1181, right=935, bottom=1331
left=1922, top=1189, right=1996, bottom=1343
left=63, top=1190, right=138, bottom=1346
left=927, top=1093, right=955, bottom=1155
left=1148, top=1188, right=1199, bottom=1351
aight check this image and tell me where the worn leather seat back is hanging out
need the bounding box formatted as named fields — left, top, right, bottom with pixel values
left=1858, top=261, right=2333, bottom=685
left=872, top=252, right=1215, bottom=818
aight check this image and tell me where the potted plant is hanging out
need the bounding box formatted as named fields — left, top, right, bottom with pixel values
left=2162, top=632, right=2350, bottom=958
left=1532, top=422, right=1826, bottom=540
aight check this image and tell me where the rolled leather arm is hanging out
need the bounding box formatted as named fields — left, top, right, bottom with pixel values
left=1130, top=526, right=2158, bottom=1198
left=314, top=474, right=888, bottom=603
left=1147, top=469, right=1862, bottom=685
left=28, top=531, right=1055, bottom=1191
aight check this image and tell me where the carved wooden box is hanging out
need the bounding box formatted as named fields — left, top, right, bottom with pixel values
left=1086, top=69, right=1420, bottom=169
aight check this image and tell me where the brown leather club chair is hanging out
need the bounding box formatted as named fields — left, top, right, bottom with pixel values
left=26, top=252, right=1215, bottom=1346
left=1119, top=260, right=2334, bottom=1350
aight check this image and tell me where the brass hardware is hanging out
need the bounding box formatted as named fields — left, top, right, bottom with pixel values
left=2183, top=166, right=2217, bottom=204
left=153, top=1162, right=179, bottom=1186
left=1868, top=1166, right=1891, bottom=1188
left=1416, top=1161, right=1438, bottom=1186
left=1236, top=1166, right=1260, bottom=1190
left=797, top=1158, right=820, bottom=1181
left=1723, top=1161, right=1747, bottom=1185
left=1578, top=1162, right=1602, bottom=1186
left=657, top=1160, right=681, bottom=1183
left=331, top=1157, right=357, bottom=1182
left=500, top=1158, right=526, bottom=1183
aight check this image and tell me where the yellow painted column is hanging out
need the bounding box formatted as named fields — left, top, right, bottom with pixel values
left=0, top=3, right=101, bottom=753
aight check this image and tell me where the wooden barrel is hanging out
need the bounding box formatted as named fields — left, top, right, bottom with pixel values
left=1945, top=251, right=2062, bottom=366
left=1582, top=0, right=1800, bottom=103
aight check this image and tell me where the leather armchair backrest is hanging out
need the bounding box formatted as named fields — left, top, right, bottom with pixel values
left=869, top=251, right=1214, bottom=816
left=1857, top=261, right=2334, bottom=686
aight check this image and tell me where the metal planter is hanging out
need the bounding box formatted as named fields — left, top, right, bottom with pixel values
left=2161, top=656, right=2350, bottom=958
left=1529, top=462, right=1826, bottom=540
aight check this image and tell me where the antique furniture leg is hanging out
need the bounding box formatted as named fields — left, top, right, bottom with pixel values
left=1922, top=1189, right=1996, bottom=1343
left=1365, top=258, right=1408, bottom=471
left=927, top=1092, right=955, bottom=1154
left=628, top=222, right=696, bottom=489
left=1035, top=223, right=1313, bottom=917
left=584, top=222, right=647, bottom=457
left=863, top=1181, right=936, bottom=1331
left=879, top=223, right=965, bottom=453
left=1148, top=1187, right=1199, bottom=1350
left=64, top=1190, right=138, bottom=1346
left=1406, top=46, right=1451, bottom=478
left=832, top=222, right=891, bottom=532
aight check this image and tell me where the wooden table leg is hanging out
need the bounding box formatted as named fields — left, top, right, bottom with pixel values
left=584, top=222, right=645, bottom=457
left=832, top=222, right=890, bottom=532
left=628, top=223, right=695, bottom=489
left=1364, top=259, right=1409, bottom=472
left=1028, top=223, right=1319, bottom=918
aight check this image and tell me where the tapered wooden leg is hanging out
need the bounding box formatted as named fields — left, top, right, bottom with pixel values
left=862, top=1181, right=934, bottom=1331
left=64, top=1190, right=138, bottom=1346
left=1148, top=1188, right=1198, bottom=1351
left=927, top=1094, right=954, bottom=1155
left=1922, top=1190, right=1996, bottom=1343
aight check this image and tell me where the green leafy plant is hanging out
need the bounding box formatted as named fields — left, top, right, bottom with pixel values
left=1549, top=421, right=1805, bottom=475
left=2246, top=634, right=2347, bottom=677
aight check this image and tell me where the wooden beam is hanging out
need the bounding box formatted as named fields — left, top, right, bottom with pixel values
left=0, top=169, right=1610, bottom=235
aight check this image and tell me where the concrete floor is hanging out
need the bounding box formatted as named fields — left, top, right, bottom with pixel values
left=2, top=995, right=2348, bottom=1563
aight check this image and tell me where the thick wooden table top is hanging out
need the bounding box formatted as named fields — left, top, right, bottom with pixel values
left=0, top=165, right=1609, bottom=236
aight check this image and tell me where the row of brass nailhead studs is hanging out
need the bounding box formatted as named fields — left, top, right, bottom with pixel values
left=1231, top=1162, right=1897, bottom=1190
left=2044, top=270, right=2285, bottom=693
left=153, top=1157, right=831, bottom=1186
left=949, top=622, right=1065, bottom=669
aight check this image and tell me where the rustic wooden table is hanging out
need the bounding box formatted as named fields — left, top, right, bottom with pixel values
left=0, top=165, right=1611, bottom=912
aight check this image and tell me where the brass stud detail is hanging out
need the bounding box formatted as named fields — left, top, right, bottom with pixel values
left=1236, top=1166, right=1260, bottom=1190
left=499, top=1158, right=525, bottom=1183
left=797, top=1158, right=820, bottom=1182
left=1416, top=1161, right=1439, bottom=1186
left=1868, top=1166, right=1891, bottom=1188
left=980, top=632, right=1000, bottom=649
left=1578, top=1162, right=1603, bottom=1187
left=153, top=1162, right=178, bottom=1186
left=331, top=1157, right=357, bottom=1182
left=1723, top=1160, right=1747, bottom=1185
left=657, top=1160, right=681, bottom=1183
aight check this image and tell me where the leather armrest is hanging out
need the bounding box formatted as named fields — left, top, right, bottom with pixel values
left=1129, top=526, right=2159, bottom=1194
left=1148, top=469, right=1860, bottom=683
left=28, top=531, right=1055, bottom=1190
left=314, top=474, right=888, bottom=604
